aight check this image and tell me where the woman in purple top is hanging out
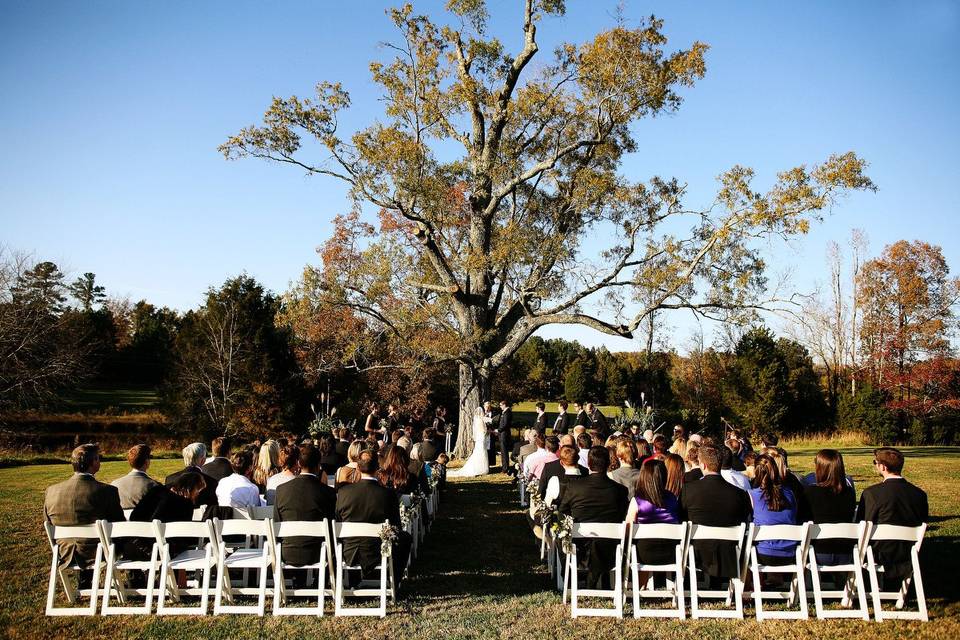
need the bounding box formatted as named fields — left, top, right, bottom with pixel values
left=625, top=459, right=682, bottom=568
left=749, top=454, right=799, bottom=566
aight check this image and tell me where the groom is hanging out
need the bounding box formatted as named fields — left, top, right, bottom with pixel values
left=496, top=400, right=514, bottom=475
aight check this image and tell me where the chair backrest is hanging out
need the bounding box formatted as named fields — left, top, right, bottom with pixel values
left=630, top=522, right=687, bottom=541
left=191, top=507, right=206, bottom=521
left=46, top=521, right=101, bottom=542
left=750, top=523, right=809, bottom=543
left=99, top=519, right=157, bottom=543
left=869, top=522, right=926, bottom=545
left=571, top=522, right=627, bottom=540
left=689, top=523, right=747, bottom=542
left=231, top=507, right=252, bottom=520
left=273, top=519, right=330, bottom=539
left=249, top=506, right=275, bottom=520
left=334, top=521, right=387, bottom=538
left=809, top=521, right=868, bottom=542
left=158, top=520, right=214, bottom=541
left=123, top=509, right=134, bottom=520
left=217, top=517, right=272, bottom=538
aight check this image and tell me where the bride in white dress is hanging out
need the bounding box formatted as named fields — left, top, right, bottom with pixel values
left=449, top=407, right=490, bottom=477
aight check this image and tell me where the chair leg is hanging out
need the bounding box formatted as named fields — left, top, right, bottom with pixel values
left=912, top=551, right=928, bottom=621
left=866, top=549, right=883, bottom=621
left=257, top=560, right=268, bottom=616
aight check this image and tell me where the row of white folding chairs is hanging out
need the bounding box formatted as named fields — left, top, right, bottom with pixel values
left=45, top=518, right=404, bottom=618
left=550, top=520, right=927, bottom=621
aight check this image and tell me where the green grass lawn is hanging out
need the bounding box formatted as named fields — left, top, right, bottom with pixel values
left=60, top=386, right=160, bottom=411
left=1, top=443, right=958, bottom=639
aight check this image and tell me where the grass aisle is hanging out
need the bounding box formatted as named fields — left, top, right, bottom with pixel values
left=1, top=456, right=958, bottom=639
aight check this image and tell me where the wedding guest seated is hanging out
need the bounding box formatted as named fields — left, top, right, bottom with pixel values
left=253, top=440, right=280, bottom=493
left=411, top=428, right=439, bottom=463
left=642, top=429, right=655, bottom=444
left=165, top=442, right=219, bottom=506
left=275, top=443, right=337, bottom=566
left=720, top=447, right=751, bottom=492
left=558, top=446, right=628, bottom=589
left=663, top=452, right=685, bottom=497
left=626, top=458, right=681, bottom=584
left=679, top=444, right=752, bottom=582
left=576, top=432, right=592, bottom=468
left=126, top=473, right=207, bottom=560
left=529, top=436, right=560, bottom=480
left=396, top=428, right=413, bottom=452
left=760, top=432, right=779, bottom=448
left=742, top=450, right=758, bottom=480
left=725, top=436, right=747, bottom=471
left=335, top=428, right=352, bottom=458
left=112, top=444, right=160, bottom=509
left=608, top=438, right=641, bottom=499
left=216, top=450, right=263, bottom=509
left=544, top=445, right=586, bottom=506
left=683, top=446, right=702, bottom=483
left=798, top=449, right=856, bottom=564
left=669, top=425, right=689, bottom=458
left=335, top=450, right=411, bottom=587
left=749, top=454, right=799, bottom=566
left=764, top=447, right=804, bottom=501
left=521, top=432, right=549, bottom=479
left=336, top=440, right=366, bottom=489
left=201, top=437, right=234, bottom=480
left=379, top=445, right=428, bottom=495
left=540, top=435, right=585, bottom=500
left=651, top=435, right=669, bottom=460
left=517, top=429, right=537, bottom=469
left=318, top=433, right=346, bottom=477
left=44, top=444, right=125, bottom=572
left=265, top=443, right=301, bottom=505
left=856, top=447, right=928, bottom=585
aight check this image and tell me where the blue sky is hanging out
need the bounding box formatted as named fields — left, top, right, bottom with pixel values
left=1, top=1, right=957, bottom=352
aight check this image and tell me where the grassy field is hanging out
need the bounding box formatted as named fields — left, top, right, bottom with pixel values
left=1, top=443, right=958, bottom=639
left=60, top=387, right=161, bottom=412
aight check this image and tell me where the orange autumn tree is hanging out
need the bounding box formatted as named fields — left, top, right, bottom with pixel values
left=222, top=1, right=874, bottom=455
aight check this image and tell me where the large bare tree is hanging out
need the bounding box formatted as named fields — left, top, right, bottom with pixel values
left=221, top=1, right=874, bottom=454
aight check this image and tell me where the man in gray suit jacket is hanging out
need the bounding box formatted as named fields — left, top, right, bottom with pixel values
left=608, top=438, right=641, bottom=499
left=111, top=444, right=160, bottom=509
left=44, top=443, right=124, bottom=568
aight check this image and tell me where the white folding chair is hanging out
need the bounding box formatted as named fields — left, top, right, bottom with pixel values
left=154, top=520, right=218, bottom=615
left=864, top=523, right=928, bottom=621
left=561, top=522, right=628, bottom=618
left=213, top=518, right=273, bottom=615
left=686, top=523, right=748, bottom=619
left=191, top=507, right=206, bottom=521
left=249, top=505, right=274, bottom=520
left=627, top=522, right=689, bottom=619
left=333, top=521, right=396, bottom=617
left=44, top=521, right=104, bottom=616
left=806, top=521, right=871, bottom=620
left=518, top=474, right=528, bottom=507
left=747, top=522, right=811, bottom=620
left=270, top=519, right=334, bottom=616
left=98, top=519, right=161, bottom=615
left=123, top=509, right=134, bottom=520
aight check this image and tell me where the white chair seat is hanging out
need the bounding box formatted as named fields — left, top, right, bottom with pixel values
left=224, top=548, right=268, bottom=568
left=169, top=549, right=215, bottom=570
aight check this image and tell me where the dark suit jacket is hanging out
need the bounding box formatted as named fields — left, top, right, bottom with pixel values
left=497, top=408, right=514, bottom=446
left=574, top=410, right=591, bottom=427
left=553, top=412, right=573, bottom=435
left=683, top=468, right=704, bottom=484
left=335, top=479, right=403, bottom=576
left=335, top=440, right=350, bottom=458
left=558, top=472, right=629, bottom=589
left=590, top=409, right=609, bottom=435
left=415, top=440, right=439, bottom=463
left=44, top=473, right=124, bottom=568
left=201, top=457, right=233, bottom=481
left=856, top=477, right=928, bottom=579
left=275, top=473, right=337, bottom=566
left=679, top=474, right=751, bottom=578
left=165, top=466, right=219, bottom=507
left=539, top=459, right=589, bottom=500
left=125, top=485, right=196, bottom=559
left=799, top=484, right=856, bottom=555
left=534, top=413, right=548, bottom=434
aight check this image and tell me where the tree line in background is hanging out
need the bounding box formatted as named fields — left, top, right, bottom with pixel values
left=1, top=233, right=957, bottom=445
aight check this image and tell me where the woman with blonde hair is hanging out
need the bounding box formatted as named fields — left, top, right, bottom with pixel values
left=252, top=439, right=280, bottom=491
left=336, top=439, right=366, bottom=488
left=668, top=424, right=688, bottom=459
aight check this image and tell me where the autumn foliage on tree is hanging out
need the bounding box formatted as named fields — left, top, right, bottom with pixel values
left=221, top=1, right=874, bottom=454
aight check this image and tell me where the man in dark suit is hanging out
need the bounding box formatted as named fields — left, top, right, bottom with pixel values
left=539, top=434, right=587, bottom=500
left=533, top=402, right=548, bottom=434
left=413, top=428, right=439, bottom=463
left=856, top=447, right=928, bottom=582
left=44, top=443, right=124, bottom=569
left=573, top=401, right=591, bottom=428
left=335, top=428, right=352, bottom=458
left=496, top=400, right=514, bottom=474
left=586, top=402, right=609, bottom=438
left=165, top=442, right=219, bottom=507
left=558, top=446, right=628, bottom=589
left=275, top=443, right=337, bottom=567
left=483, top=401, right=499, bottom=466
left=201, top=437, right=234, bottom=480
left=335, top=450, right=411, bottom=587
left=679, top=444, right=751, bottom=581
left=552, top=400, right=573, bottom=435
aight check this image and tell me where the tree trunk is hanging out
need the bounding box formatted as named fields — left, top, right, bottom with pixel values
left=453, top=362, right=492, bottom=458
